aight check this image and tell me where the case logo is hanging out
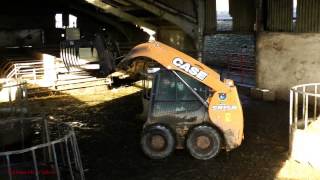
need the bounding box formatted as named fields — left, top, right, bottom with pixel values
left=219, top=93, right=227, bottom=101
left=172, top=57, right=208, bottom=81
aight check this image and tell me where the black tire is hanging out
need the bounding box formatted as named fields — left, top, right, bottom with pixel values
left=141, top=124, right=175, bottom=159
left=186, top=125, right=222, bottom=160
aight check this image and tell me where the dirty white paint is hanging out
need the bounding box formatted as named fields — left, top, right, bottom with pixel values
left=256, top=32, right=320, bottom=100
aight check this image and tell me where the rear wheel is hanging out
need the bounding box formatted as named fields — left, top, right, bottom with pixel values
left=141, top=124, right=175, bottom=159
left=186, top=125, right=221, bottom=160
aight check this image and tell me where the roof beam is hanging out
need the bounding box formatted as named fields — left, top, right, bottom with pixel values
left=111, top=0, right=131, bottom=6
left=85, top=0, right=157, bottom=30
left=119, top=6, right=141, bottom=12
left=70, top=4, right=133, bottom=41
left=126, top=0, right=197, bottom=38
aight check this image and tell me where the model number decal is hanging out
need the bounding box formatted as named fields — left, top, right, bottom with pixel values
left=212, top=105, right=237, bottom=111
left=172, top=57, right=208, bottom=81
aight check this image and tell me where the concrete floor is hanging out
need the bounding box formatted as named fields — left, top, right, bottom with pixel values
left=2, top=85, right=320, bottom=179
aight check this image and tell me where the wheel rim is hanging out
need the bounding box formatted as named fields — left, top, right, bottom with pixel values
left=141, top=125, right=175, bottom=159
left=187, top=126, right=221, bottom=160
left=196, top=135, right=211, bottom=150
left=148, top=134, right=166, bottom=151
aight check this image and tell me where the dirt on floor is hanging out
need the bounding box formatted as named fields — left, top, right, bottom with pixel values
left=3, top=85, right=320, bottom=180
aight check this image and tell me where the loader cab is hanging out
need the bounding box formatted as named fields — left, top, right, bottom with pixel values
left=142, top=69, right=212, bottom=149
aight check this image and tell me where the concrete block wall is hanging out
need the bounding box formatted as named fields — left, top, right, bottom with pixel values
left=203, top=34, right=255, bottom=67
left=257, top=32, right=320, bottom=100
left=217, top=20, right=233, bottom=31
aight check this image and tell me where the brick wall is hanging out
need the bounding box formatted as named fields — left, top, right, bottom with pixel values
left=203, top=34, right=255, bottom=67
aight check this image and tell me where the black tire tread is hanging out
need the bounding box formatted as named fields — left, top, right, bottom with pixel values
left=186, top=125, right=221, bottom=160
left=141, top=124, right=175, bottom=159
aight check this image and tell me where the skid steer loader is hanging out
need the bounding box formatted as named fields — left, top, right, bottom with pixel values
left=118, top=41, right=244, bottom=160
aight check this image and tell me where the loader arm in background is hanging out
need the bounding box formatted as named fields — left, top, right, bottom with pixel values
left=119, top=41, right=244, bottom=151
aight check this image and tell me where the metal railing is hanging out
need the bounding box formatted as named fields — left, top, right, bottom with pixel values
left=289, top=83, right=320, bottom=168
left=290, top=83, right=320, bottom=130
left=0, top=117, right=85, bottom=180
left=3, top=61, right=44, bottom=82
left=226, top=53, right=256, bottom=85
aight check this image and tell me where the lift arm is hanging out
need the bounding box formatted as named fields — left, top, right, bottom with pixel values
left=121, top=41, right=231, bottom=92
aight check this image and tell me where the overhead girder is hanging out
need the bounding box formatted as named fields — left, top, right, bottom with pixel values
left=125, top=0, right=199, bottom=39
left=85, top=0, right=208, bottom=60
left=85, top=0, right=157, bottom=31
left=70, top=4, right=134, bottom=41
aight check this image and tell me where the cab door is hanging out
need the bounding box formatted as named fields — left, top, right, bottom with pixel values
left=149, top=70, right=209, bottom=126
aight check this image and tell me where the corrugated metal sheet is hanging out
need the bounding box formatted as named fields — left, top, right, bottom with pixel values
left=205, top=0, right=216, bottom=34
left=266, top=0, right=292, bottom=32
left=229, top=0, right=255, bottom=32
left=296, top=0, right=320, bottom=32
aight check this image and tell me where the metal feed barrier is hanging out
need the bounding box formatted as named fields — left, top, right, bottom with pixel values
left=0, top=117, right=85, bottom=180
left=226, top=53, right=255, bottom=86
left=290, top=83, right=320, bottom=168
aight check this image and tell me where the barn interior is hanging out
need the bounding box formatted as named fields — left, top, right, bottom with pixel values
left=0, top=0, right=320, bottom=179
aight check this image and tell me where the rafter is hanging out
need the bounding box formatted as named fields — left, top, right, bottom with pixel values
left=85, top=0, right=157, bottom=30
left=125, top=0, right=197, bottom=38
left=70, top=4, right=134, bottom=41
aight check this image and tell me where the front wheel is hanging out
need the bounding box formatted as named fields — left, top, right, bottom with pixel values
left=186, top=125, right=222, bottom=160
left=141, top=124, right=175, bottom=159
